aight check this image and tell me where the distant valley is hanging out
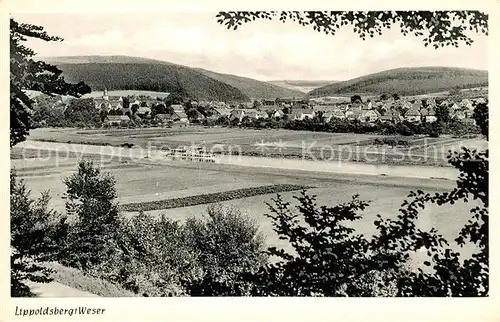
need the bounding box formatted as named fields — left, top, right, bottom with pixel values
left=268, top=80, right=338, bottom=93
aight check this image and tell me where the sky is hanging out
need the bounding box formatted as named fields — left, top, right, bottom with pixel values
left=13, top=12, right=488, bottom=82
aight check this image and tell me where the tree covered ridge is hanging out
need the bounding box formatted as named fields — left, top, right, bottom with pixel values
left=216, top=11, right=488, bottom=48
left=308, top=67, right=488, bottom=97
left=55, top=63, right=250, bottom=102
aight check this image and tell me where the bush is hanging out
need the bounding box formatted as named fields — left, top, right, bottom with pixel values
left=182, top=204, right=267, bottom=296
left=57, top=160, right=120, bottom=271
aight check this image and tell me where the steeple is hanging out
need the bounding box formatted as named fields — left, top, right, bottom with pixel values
left=103, top=87, right=109, bottom=101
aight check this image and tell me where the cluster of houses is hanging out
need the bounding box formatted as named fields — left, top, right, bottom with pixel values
left=220, top=96, right=486, bottom=125
left=54, top=89, right=486, bottom=127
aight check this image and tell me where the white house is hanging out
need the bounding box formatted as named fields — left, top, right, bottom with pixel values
left=291, top=109, right=315, bottom=121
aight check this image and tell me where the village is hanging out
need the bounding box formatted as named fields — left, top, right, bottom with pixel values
left=40, top=88, right=486, bottom=128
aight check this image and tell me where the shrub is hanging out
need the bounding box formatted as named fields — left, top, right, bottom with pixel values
left=182, top=204, right=267, bottom=296
left=58, top=160, right=120, bottom=271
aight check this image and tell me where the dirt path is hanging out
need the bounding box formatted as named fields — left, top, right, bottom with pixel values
left=27, top=281, right=98, bottom=297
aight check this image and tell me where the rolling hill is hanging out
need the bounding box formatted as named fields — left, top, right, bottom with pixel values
left=39, top=56, right=249, bottom=102
left=268, top=80, right=338, bottom=93
left=196, top=69, right=304, bottom=100
left=308, top=67, right=488, bottom=97
left=37, top=55, right=303, bottom=101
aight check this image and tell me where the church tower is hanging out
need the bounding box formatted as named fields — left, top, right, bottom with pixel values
left=103, top=87, right=109, bottom=101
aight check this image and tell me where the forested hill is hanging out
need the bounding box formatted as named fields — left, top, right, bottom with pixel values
left=308, top=67, right=488, bottom=97
left=50, top=62, right=250, bottom=102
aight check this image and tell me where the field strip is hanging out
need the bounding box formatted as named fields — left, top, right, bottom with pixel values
left=119, top=184, right=312, bottom=212
left=118, top=182, right=271, bottom=204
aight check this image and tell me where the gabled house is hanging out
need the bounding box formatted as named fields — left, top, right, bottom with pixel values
left=460, top=99, right=473, bottom=110
left=353, top=110, right=380, bottom=123
left=379, top=109, right=404, bottom=123
left=172, top=111, right=189, bottom=123
left=188, top=109, right=206, bottom=122
left=475, top=97, right=486, bottom=105
left=267, top=109, right=285, bottom=119
left=332, top=109, right=346, bottom=120
left=405, top=104, right=421, bottom=122
left=256, top=111, right=269, bottom=119
left=401, top=100, right=412, bottom=112
left=346, top=109, right=363, bottom=121
left=171, top=104, right=185, bottom=113
left=452, top=110, right=466, bottom=120
left=155, top=113, right=173, bottom=125
left=213, top=108, right=232, bottom=118
left=420, top=107, right=437, bottom=123
left=230, top=109, right=245, bottom=122
left=105, top=115, right=130, bottom=126
left=291, top=109, right=315, bottom=121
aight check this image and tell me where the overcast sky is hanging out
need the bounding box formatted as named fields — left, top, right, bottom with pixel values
left=13, top=12, right=488, bottom=81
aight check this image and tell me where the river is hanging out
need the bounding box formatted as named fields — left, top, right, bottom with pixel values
left=16, top=140, right=459, bottom=180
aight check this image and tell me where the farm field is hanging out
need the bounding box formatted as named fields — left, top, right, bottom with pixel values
left=127, top=185, right=477, bottom=257
left=26, top=127, right=484, bottom=166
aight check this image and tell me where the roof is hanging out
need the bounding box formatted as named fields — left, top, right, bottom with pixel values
left=245, top=111, right=258, bottom=118
left=214, top=108, right=232, bottom=116
left=106, top=115, right=130, bottom=121
left=406, top=106, right=421, bottom=116
left=231, top=109, right=245, bottom=118
left=137, top=106, right=151, bottom=114
left=171, top=104, right=184, bottom=112
left=174, top=111, right=188, bottom=118
left=155, top=114, right=172, bottom=120
left=348, top=110, right=364, bottom=118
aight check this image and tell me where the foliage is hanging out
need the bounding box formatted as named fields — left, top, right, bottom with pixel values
left=58, top=160, right=120, bottom=271
left=473, top=103, right=488, bottom=139
left=10, top=171, right=63, bottom=297
left=435, top=104, right=451, bottom=123
left=350, top=95, right=362, bottom=103
left=10, top=18, right=91, bottom=146
left=64, top=98, right=102, bottom=126
left=216, top=11, right=488, bottom=48
left=182, top=205, right=268, bottom=296
left=91, top=212, right=197, bottom=297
